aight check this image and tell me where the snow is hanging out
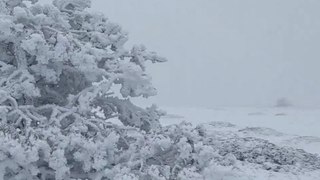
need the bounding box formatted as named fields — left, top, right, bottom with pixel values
left=161, top=106, right=320, bottom=179
left=161, top=106, right=320, bottom=153
left=161, top=106, right=320, bottom=138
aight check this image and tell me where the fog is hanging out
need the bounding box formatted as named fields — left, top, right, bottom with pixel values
left=41, top=0, right=320, bottom=108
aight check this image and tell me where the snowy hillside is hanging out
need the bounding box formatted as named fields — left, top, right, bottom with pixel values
left=162, top=106, right=320, bottom=154
left=162, top=106, right=320, bottom=137
left=159, top=106, right=320, bottom=179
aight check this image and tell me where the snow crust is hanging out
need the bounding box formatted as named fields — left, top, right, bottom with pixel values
left=161, top=106, right=320, bottom=179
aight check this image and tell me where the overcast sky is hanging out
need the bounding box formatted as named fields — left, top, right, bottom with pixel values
left=41, top=0, right=320, bottom=108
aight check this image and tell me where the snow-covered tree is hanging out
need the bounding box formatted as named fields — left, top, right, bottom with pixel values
left=0, top=0, right=169, bottom=179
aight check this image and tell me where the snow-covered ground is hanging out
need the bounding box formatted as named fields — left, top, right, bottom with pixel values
left=161, top=106, right=320, bottom=138
left=161, top=106, right=320, bottom=154
left=160, top=106, right=320, bottom=179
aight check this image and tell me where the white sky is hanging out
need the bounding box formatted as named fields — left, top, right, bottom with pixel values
left=40, top=0, right=320, bottom=108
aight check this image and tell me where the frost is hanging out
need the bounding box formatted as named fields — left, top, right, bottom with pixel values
left=53, top=0, right=91, bottom=11
left=0, top=18, right=12, bottom=35
left=0, top=0, right=167, bottom=179
left=21, top=34, right=50, bottom=64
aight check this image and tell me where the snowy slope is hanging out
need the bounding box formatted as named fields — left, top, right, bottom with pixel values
left=161, top=106, right=320, bottom=137
left=160, top=106, right=320, bottom=179
left=161, top=106, right=320, bottom=154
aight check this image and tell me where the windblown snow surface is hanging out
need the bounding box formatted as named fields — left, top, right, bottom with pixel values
left=160, top=106, right=320, bottom=179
